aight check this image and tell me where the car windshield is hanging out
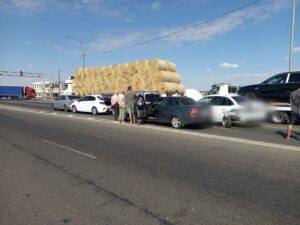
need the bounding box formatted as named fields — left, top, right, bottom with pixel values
left=232, top=96, right=249, bottom=105
left=68, top=95, right=81, bottom=100
left=179, top=98, right=196, bottom=105
left=145, top=94, right=161, bottom=102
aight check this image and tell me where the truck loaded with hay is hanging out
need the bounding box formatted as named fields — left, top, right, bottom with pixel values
left=73, top=59, right=185, bottom=96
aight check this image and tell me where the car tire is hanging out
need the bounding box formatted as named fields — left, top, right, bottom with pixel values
left=92, top=107, right=98, bottom=115
left=270, top=111, right=288, bottom=124
left=64, top=105, right=68, bottom=112
left=51, top=104, right=56, bottom=111
left=72, top=106, right=77, bottom=113
left=222, top=117, right=232, bottom=128
left=171, top=116, right=182, bottom=129
left=244, top=92, right=256, bottom=100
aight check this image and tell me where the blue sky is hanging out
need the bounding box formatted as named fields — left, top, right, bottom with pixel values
left=0, top=0, right=299, bottom=90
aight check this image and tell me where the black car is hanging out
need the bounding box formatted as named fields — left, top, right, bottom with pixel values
left=136, top=96, right=211, bottom=128
left=238, top=71, right=300, bottom=102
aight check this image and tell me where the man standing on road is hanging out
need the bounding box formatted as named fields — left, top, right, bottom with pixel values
left=111, top=91, right=119, bottom=121
left=118, top=91, right=126, bottom=123
left=125, top=86, right=136, bottom=124
left=286, top=84, right=300, bottom=140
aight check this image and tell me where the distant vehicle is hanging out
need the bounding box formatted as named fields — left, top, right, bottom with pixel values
left=198, top=94, right=266, bottom=128
left=70, top=95, right=111, bottom=115
left=238, top=71, right=300, bottom=102
left=208, top=84, right=240, bottom=95
left=136, top=96, right=211, bottom=128
left=51, top=95, right=81, bottom=111
left=62, top=76, right=74, bottom=95
left=184, top=89, right=203, bottom=101
left=0, top=86, right=36, bottom=99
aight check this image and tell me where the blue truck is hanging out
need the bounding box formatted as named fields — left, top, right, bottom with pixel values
left=0, top=86, right=36, bottom=99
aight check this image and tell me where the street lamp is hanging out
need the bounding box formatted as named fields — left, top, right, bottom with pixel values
left=67, top=35, right=85, bottom=68
left=289, top=0, right=296, bottom=72
left=49, top=59, right=62, bottom=94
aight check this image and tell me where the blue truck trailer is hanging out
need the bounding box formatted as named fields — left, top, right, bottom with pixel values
left=0, top=86, right=36, bottom=99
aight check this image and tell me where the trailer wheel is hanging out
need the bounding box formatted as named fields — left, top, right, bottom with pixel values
left=222, top=117, right=232, bottom=128
left=270, top=111, right=288, bottom=124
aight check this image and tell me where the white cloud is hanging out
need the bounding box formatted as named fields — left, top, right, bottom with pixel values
left=182, top=71, right=282, bottom=90
left=28, top=63, right=34, bottom=68
left=205, top=67, right=211, bottom=71
left=294, top=46, right=300, bottom=52
left=219, top=63, right=239, bottom=69
left=150, top=2, right=161, bottom=10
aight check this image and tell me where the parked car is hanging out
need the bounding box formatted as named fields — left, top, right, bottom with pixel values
left=198, top=94, right=266, bottom=128
left=238, top=71, right=300, bottom=102
left=135, top=91, right=161, bottom=105
left=52, top=95, right=81, bottom=111
left=136, top=96, right=211, bottom=128
left=70, top=95, right=111, bottom=115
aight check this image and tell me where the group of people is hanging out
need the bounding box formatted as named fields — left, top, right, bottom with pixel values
left=110, top=86, right=137, bottom=124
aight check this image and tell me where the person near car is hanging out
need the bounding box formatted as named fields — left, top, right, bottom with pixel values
left=286, top=85, right=300, bottom=140
left=111, top=91, right=119, bottom=121
left=172, top=90, right=180, bottom=97
left=117, top=91, right=126, bottom=123
left=125, top=86, right=136, bottom=124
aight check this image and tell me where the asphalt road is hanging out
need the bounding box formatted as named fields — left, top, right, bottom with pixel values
left=0, top=101, right=300, bottom=225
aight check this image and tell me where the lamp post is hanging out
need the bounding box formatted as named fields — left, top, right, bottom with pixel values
left=67, top=35, right=85, bottom=68
left=49, top=59, right=62, bottom=95
left=289, top=0, right=296, bottom=72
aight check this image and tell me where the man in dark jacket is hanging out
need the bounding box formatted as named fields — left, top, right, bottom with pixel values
left=286, top=84, right=300, bottom=140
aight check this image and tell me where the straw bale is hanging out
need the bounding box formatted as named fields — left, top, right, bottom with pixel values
left=73, top=59, right=185, bottom=95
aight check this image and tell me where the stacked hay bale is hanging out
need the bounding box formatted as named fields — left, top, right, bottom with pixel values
left=73, top=59, right=185, bottom=96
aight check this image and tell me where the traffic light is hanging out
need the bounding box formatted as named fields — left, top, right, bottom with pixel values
left=20, top=71, right=23, bottom=76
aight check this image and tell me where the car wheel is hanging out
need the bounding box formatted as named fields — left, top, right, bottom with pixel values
left=171, top=116, right=182, bottom=129
left=222, top=117, right=232, bottom=128
left=51, top=104, right=56, bottom=111
left=72, top=106, right=77, bottom=113
left=270, top=111, right=288, bottom=124
left=92, top=107, right=98, bottom=115
left=244, top=92, right=256, bottom=100
left=64, top=105, right=68, bottom=112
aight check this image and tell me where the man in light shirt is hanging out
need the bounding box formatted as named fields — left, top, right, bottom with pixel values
left=111, top=91, right=119, bottom=121
left=117, top=91, right=126, bottom=123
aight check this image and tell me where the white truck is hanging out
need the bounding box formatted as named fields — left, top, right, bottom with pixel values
left=62, top=76, right=74, bottom=95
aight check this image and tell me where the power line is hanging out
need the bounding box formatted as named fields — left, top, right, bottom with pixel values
left=87, top=0, right=261, bottom=56
left=62, top=56, right=82, bottom=72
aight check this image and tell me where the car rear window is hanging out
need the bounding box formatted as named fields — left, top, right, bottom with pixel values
left=178, top=98, right=196, bottom=105
left=145, top=94, right=161, bottom=102
left=232, top=96, right=248, bottom=105
left=68, top=95, right=81, bottom=100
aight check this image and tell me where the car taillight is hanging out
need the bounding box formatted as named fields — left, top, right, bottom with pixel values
left=190, top=107, right=198, bottom=116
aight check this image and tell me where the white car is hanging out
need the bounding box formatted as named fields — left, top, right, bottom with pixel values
left=198, top=94, right=267, bottom=128
left=70, top=95, right=111, bottom=115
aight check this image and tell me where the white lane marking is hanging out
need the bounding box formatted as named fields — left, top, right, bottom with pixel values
left=1, top=104, right=299, bottom=152
left=43, top=140, right=97, bottom=159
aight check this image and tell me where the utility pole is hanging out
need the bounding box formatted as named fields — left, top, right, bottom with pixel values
left=289, top=0, right=296, bottom=72
left=67, top=35, right=85, bottom=68
left=49, top=59, right=62, bottom=95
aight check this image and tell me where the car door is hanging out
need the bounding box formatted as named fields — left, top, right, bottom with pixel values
left=85, top=96, right=96, bottom=112
left=157, top=98, right=176, bottom=123
left=259, top=73, right=288, bottom=101
left=53, top=96, right=61, bottom=109
left=59, top=95, right=66, bottom=109
left=77, top=96, right=89, bottom=112
left=211, top=96, right=234, bottom=122
left=285, top=72, right=300, bottom=101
